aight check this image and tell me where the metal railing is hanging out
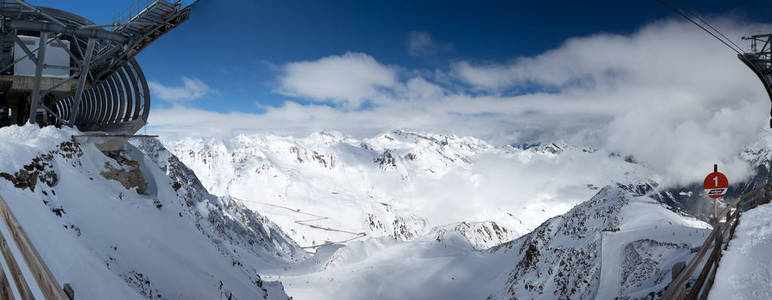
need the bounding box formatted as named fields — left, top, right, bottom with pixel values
left=112, top=0, right=158, bottom=25
left=0, top=194, right=72, bottom=300
left=662, top=183, right=771, bottom=299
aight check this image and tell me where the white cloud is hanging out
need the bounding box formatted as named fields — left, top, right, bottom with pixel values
left=403, top=77, right=445, bottom=100
left=406, top=31, right=453, bottom=57
left=452, top=19, right=768, bottom=93
left=152, top=18, right=772, bottom=187
left=148, top=77, right=213, bottom=102
left=443, top=18, right=772, bottom=185
left=276, top=52, right=397, bottom=107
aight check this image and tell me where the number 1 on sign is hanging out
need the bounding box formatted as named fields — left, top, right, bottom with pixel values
left=713, top=176, right=718, bottom=187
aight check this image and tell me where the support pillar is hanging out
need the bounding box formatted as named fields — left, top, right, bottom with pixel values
left=28, top=31, right=47, bottom=124
left=70, top=38, right=94, bottom=125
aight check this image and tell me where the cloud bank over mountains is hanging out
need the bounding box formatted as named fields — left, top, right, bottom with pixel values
left=149, top=18, right=772, bottom=186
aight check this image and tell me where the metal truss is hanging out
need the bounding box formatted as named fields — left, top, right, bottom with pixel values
left=0, top=0, right=193, bottom=135
left=739, top=34, right=772, bottom=124
left=739, top=34, right=772, bottom=200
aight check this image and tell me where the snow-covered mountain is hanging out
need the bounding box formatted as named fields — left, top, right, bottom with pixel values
left=259, top=185, right=712, bottom=299
left=1, top=125, right=768, bottom=299
left=0, top=125, right=305, bottom=299
left=158, top=129, right=772, bottom=299
left=162, top=130, right=657, bottom=250
left=489, top=186, right=712, bottom=299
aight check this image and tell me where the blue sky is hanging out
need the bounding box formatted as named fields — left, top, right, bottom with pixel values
left=25, top=0, right=772, bottom=184
left=30, top=0, right=772, bottom=114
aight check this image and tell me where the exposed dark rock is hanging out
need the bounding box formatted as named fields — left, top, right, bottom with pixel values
left=375, top=150, right=398, bottom=169
left=100, top=151, right=147, bottom=195
left=0, top=144, right=63, bottom=192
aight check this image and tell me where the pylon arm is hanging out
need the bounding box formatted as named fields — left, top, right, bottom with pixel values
left=7, top=20, right=126, bottom=43
left=738, top=53, right=772, bottom=128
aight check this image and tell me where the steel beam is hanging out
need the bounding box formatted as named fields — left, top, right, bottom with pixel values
left=51, top=36, right=81, bottom=69
left=40, top=72, right=78, bottom=98
left=0, top=1, right=189, bottom=134
left=27, top=32, right=47, bottom=124
left=7, top=20, right=127, bottom=43
left=16, top=0, right=66, bottom=27
left=0, top=33, right=62, bottom=74
left=69, top=38, right=94, bottom=124
left=12, top=35, right=37, bottom=65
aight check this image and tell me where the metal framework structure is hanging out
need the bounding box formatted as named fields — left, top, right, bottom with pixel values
left=0, top=0, right=193, bottom=135
left=739, top=34, right=772, bottom=127
left=739, top=34, right=772, bottom=199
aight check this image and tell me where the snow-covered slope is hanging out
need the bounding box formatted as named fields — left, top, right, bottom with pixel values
left=709, top=202, right=772, bottom=300
left=0, top=125, right=304, bottom=299
left=492, top=185, right=712, bottom=299
left=1, top=124, right=761, bottom=299
left=163, top=130, right=656, bottom=250
left=256, top=185, right=711, bottom=299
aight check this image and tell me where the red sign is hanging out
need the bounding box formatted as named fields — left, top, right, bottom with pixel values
left=703, top=172, right=728, bottom=199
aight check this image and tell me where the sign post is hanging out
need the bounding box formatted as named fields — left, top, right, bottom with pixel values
left=703, top=164, right=728, bottom=222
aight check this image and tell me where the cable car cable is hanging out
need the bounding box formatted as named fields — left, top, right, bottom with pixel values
left=654, top=0, right=741, bottom=54
left=668, top=0, right=744, bottom=53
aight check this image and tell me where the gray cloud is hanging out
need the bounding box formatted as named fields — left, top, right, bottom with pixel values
left=406, top=31, right=454, bottom=58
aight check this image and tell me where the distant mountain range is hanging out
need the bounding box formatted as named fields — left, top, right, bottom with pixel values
left=1, top=125, right=767, bottom=299
left=161, top=130, right=658, bottom=250
left=160, top=129, right=770, bottom=299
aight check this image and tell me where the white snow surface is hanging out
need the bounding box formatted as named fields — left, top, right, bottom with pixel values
left=709, top=202, right=772, bottom=300
left=162, top=130, right=657, bottom=250
left=0, top=125, right=733, bottom=299
left=0, top=125, right=304, bottom=299
left=259, top=185, right=711, bottom=299
left=596, top=194, right=712, bottom=299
